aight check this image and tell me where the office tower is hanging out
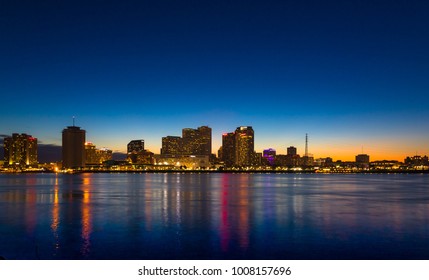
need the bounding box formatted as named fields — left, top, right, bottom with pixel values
left=182, top=126, right=212, bottom=156
left=62, top=125, right=86, bottom=169
left=356, top=154, right=370, bottom=164
left=287, top=146, right=297, bottom=156
left=127, top=140, right=146, bottom=164
left=356, top=154, right=370, bottom=168
left=286, top=146, right=299, bottom=167
left=263, top=148, right=276, bottom=166
left=85, top=142, right=98, bottom=164
left=127, top=140, right=145, bottom=154
left=161, top=136, right=182, bottom=155
left=3, top=133, right=38, bottom=167
left=162, top=126, right=212, bottom=157
left=235, top=126, right=254, bottom=167
left=222, top=132, right=236, bottom=167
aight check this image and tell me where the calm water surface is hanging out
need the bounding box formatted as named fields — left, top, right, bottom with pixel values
left=0, top=173, right=428, bottom=260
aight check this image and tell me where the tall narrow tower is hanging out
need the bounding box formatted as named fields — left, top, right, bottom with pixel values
left=305, top=133, right=308, bottom=157
left=62, top=119, right=86, bottom=169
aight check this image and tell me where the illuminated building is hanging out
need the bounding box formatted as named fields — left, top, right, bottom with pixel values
left=263, top=148, right=276, bottom=166
left=154, top=155, right=210, bottom=169
left=235, top=126, right=255, bottom=167
left=161, top=126, right=212, bottom=157
left=96, top=148, right=112, bottom=163
left=85, top=142, right=97, bottom=164
left=85, top=142, right=112, bottom=164
left=284, top=146, right=300, bottom=167
left=127, top=140, right=145, bottom=154
left=62, top=125, right=86, bottom=169
left=356, top=154, right=370, bottom=168
left=3, top=133, right=38, bottom=168
left=222, top=132, right=235, bottom=167
left=182, top=126, right=212, bottom=156
left=161, top=136, right=182, bottom=155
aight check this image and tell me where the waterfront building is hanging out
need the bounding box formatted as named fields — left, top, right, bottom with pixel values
left=287, top=146, right=297, bottom=156
left=62, top=125, right=86, bottom=169
left=221, top=132, right=236, bottom=167
left=161, top=136, right=182, bottom=155
left=97, top=148, right=112, bottom=163
left=356, top=154, right=370, bottom=168
left=85, top=142, right=113, bottom=165
left=154, top=154, right=210, bottom=169
left=182, top=126, right=212, bottom=156
left=263, top=148, right=276, bottom=166
left=161, top=126, right=212, bottom=157
left=3, top=133, right=38, bottom=168
left=85, top=142, right=98, bottom=164
left=127, top=140, right=145, bottom=154
left=235, top=126, right=255, bottom=167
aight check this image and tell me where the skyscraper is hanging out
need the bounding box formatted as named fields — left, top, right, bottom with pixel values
left=127, top=140, right=145, bottom=164
left=182, top=126, right=212, bottom=156
left=235, top=126, right=254, bottom=167
left=3, top=133, right=38, bottom=168
left=161, top=136, right=182, bottom=155
left=222, top=132, right=236, bottom=167
left=127, top=140, right=145, bottom=154
left=62, top=125, right=86, bottom=169
left=85, top=142, right=98, bottom=164
left=162, top=126, right=212, bottom=156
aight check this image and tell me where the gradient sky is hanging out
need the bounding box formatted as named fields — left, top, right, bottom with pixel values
left=1, top=0, right=428, bottom=161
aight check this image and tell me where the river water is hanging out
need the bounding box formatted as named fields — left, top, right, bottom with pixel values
left=0, top=173, right=428, bottom=260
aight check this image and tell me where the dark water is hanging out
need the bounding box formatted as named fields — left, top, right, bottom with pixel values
left=0, top=173, right=428, bottom=260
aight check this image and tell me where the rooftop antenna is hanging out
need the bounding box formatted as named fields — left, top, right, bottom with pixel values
left=305, top=133, right=308, bottom=157
left=72, top=116, right=75, bottom=127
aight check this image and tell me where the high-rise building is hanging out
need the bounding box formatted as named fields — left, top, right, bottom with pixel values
left=235, top=126, right=254, bottom=167
left=127, top=140, right=145, bottom=154
left=356, top=154, right=370, bottom=168
left=162, top=126, right=212, bottom=157
left=85, top=142, right=98, bottom=164
left=222, top=132, right=236, bottom=167
left=62, top=125, right=86, bottom=169
left=161, top=136, right=182, bottom=155
left=182, top=126, right=212, bottom=156
left=263, top=148, right=276, bottom=166
left=285, top=146, right=300, bottom=167
left=127, top=140, right=146, bottom=164
left=287, top=146, right=297, bottom=156
left=3, top=133, right=38, bottom=168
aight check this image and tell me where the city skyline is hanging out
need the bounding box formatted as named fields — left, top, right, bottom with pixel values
left=1, top=0, right=428, bottom=162
left=1, top=121, right=428, bottom=163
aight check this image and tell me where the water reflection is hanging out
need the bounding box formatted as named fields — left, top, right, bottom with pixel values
left=0, top=173, right=429, bottom=259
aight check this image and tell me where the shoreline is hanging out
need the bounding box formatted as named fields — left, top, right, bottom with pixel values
left=1, top=169, right=429, bottom=174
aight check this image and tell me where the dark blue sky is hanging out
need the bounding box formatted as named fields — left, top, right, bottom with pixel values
left=1, top=0, right=428, bottom=160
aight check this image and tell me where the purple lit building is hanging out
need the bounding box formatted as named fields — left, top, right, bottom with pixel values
left=263, top=148, right=276, bottom=166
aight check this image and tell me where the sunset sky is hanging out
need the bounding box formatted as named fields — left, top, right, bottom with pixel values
left=1, top=0, right=428, bottom=161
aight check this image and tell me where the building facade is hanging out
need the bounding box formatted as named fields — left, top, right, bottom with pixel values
left=161, top=136, right=182, bottom=155
left=161, top=126, right=212, bottom=157
left=221, top=132, right=236, bottom=167
left=62, top=126, right=86, bottom=169
left=3, top=133, right=38, bottom=168
left=263, top=148, right=276, bottom=166
left=235, top=126, right=255, bottom=167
